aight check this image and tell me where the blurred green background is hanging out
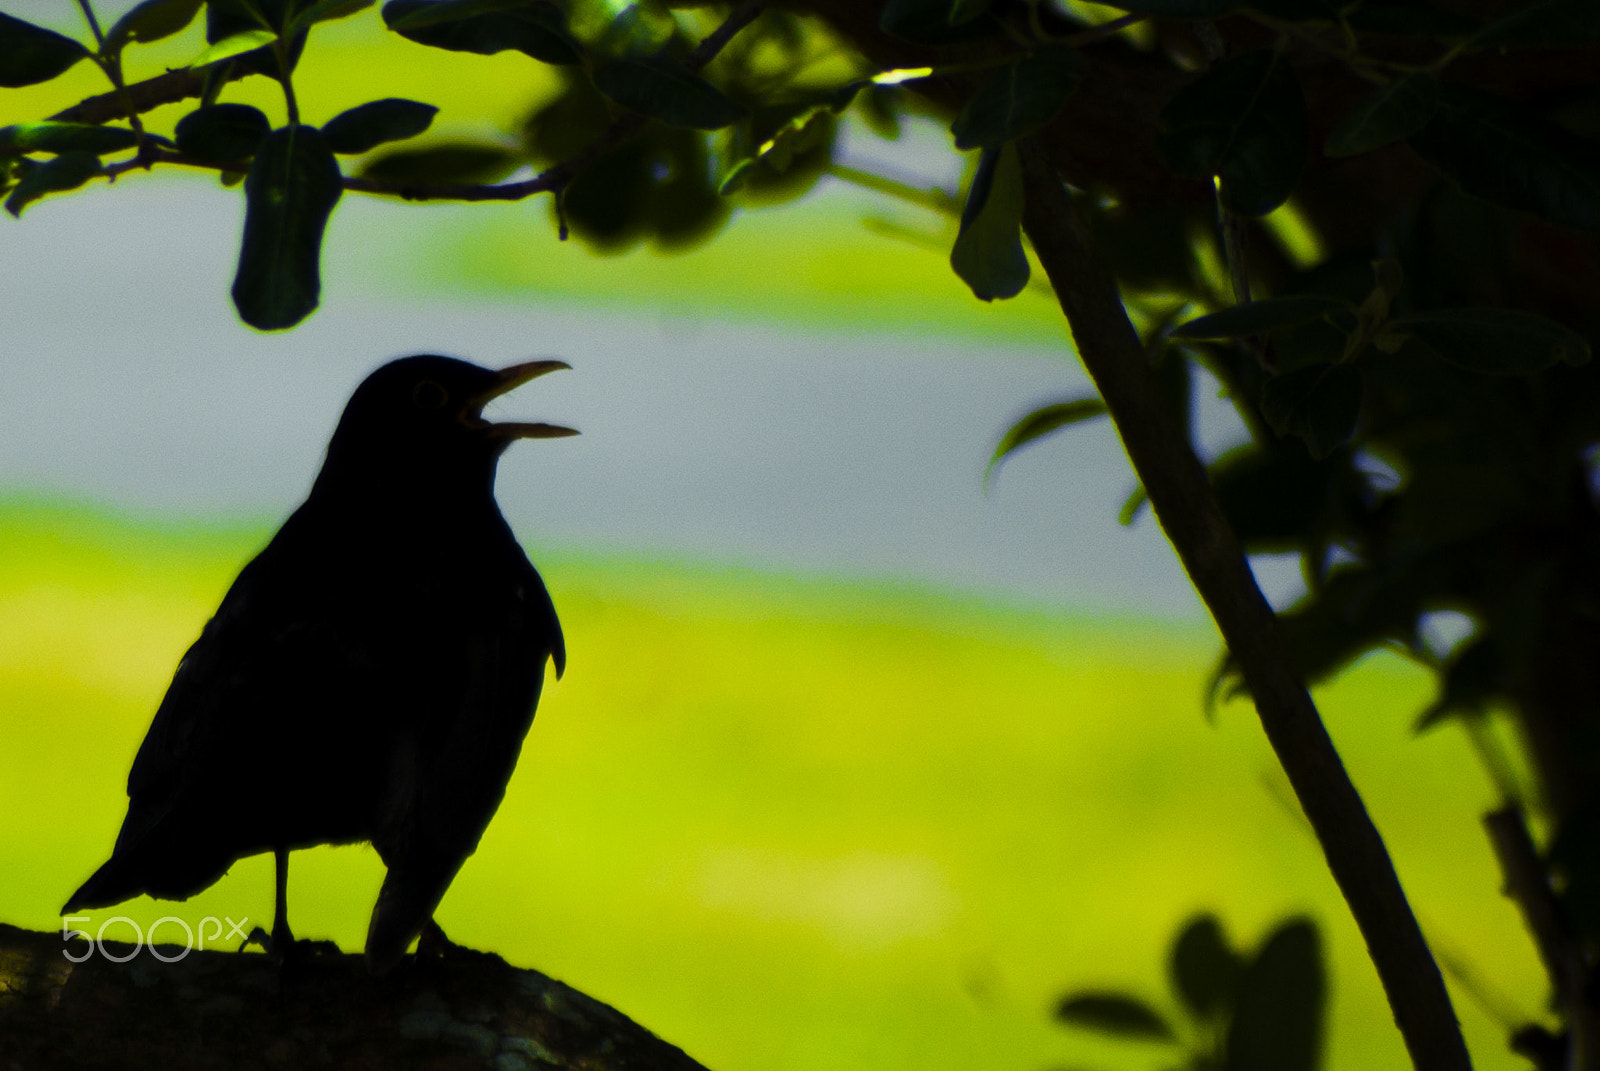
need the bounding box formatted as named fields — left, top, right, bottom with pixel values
left=0, top=7, right=1550, bottom=1070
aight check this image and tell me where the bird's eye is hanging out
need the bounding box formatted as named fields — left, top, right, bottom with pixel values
left=412, top=380, right=449, bottom=410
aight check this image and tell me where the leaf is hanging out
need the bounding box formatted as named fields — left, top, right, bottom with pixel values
left=382, top=0, right=580, bottom=64
left=1345, top=1, right=1477, bottom=36
left=1259, top=362, right=1364, bottom=458
left=718, top=104, right=835, bottom=196
left=951, top=142, right=1029, bottom=301
left=191, top=28, right=277, bottom=68
left=1415, top=636, right=1500, bottom=730
left=5, top=153, right=100, bottom=217
left=358, top=142, right=522, bottom=184
left=879, top=0, right=1005, bottom=43
left=0, top=12, right=90, bottom=88
left=985, top=398, right=1108, bottom=486
left=951, top=47, right=1084, bottom=151
left=1473, top=0, right=1600, bottom=47
left=1053, top=992, right=1177, bottom=1042
left=594, top=58, right=747, bottom=131
left=322, top=98, right=438, bottom=154
left=106, top=0, right=205, bottom=52
left=1156, top=49, right=1307, bottom=217
left=0, top=122, right=139, bottom=155
left=1324, top=71, right=1438, bottom=158
left=1090, top=0, right=1241, bottom=13
left=232, top=125, right=344, bottom=331
left=1171, top=914, right=1244, bottom=1020
left=287, top=0, right=377, bottom=36
left=1226, top=919, right=1325, bottom=1071
left=1408, top=87, right=1600, bottom=232
left=175, top=103, right=271, bottom=160
left=1172, top=295, right=1351, bottom=339
left=1391, top=308, right=1592, bottom=374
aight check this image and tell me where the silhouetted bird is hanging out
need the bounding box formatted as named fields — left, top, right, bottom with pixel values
left=63, top=355, right=575, bottom=972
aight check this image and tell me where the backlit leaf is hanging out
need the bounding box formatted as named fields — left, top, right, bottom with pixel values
left=1054, top=992, right=1177, bottom=1042
left=951, top=143, right=1028, bottom=301
left=1325, top=71, right=1439, bottom=157
left=232, top=125, right=343, bottom=331
left=358, top=142, right=522, bottom=184
left=0, top=12, right=90, bottom=88
left=1172, top=296, right=1351, bottom=339
left=322, top=98, right=438, bottom=154
left=175, top=104, right=271, bottom=160
left=985, top=397, right=1108, bottom=486
left=1259, top=362, right=1364, bottom=458
left=1226, top=919, right=1325, bottom=1071
left=106, top=0, right=205, bottom=52
left=287, top=0, right=376, bottom=36
left=1392, top=308, right=1592, bottom=374
left=1171, top=913, right=1243, bottom=1019
left=0, top=122, right=139, bottom=155
left=1157, top=49, right=1307, bottom=216
left=1409, top=87, right=1600, bottom=232
left=4, top=153, right=100, bottom=217
left=382, top=0, right=580, bottom=64
left=951, top=47, right=1084, bottom=151
left=191, top=29, right=277, bottom=68
left=593, top=58, right=747, bottom=131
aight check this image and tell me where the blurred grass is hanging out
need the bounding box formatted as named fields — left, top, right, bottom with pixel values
left=0, top=495, right=1549, bottom=1071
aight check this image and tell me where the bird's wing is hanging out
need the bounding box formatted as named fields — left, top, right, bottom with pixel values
left=365, top=542, right=562, bottom=970
left=66, top=523, right=380, bottom=910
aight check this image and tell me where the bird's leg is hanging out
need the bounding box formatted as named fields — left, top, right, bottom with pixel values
left=270, top=845, right=294, bottom=956
left=417, top=917, right=467, bottom=960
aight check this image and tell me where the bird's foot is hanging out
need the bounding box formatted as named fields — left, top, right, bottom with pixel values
left=239, top=925, right=339, bottom=967
left=417, top=919, right=470, bottom=962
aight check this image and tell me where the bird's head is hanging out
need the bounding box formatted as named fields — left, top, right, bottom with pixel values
left=321, top=354, right=577, bottom=496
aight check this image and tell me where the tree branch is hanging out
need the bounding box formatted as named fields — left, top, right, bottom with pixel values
left=1485, top=806, right=1596, bottom=1071
left=1013, top=135, right=1472, bottom=1071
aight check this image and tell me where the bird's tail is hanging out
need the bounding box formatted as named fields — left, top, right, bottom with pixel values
left=364, top=860, right=463, bottom=974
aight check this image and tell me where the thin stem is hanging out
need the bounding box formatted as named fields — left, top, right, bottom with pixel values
left=75, top=0, right=106, bottom=49
left=826, top=162, right=958, bottom=214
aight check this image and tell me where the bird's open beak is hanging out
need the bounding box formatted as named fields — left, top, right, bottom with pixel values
left=466, top=359, right=579, bottom=440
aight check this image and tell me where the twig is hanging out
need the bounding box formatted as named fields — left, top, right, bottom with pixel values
left=826, top=163, right=958, bottom=214
left=1485, top=806, right=1596, bottom=1071
left=50, top=67, right=241, bottom=124
left=1013, top=134, right=1472, bottom=1071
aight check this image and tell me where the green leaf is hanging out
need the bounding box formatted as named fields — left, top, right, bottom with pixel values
left=1408, top=88, right=1600, bottom=232
left=1226, top=919, right=1325, bottom=1071
left=1157, top=49, right=1307, bottom=217
left=1054, top=992, right=1177, bottom=1042
left=287, top=0, right=377, bottom=36
left=5, top=153, right=100, bottom=217
left=593, top=58, right=747, bottom=131
left=1259, top=362, right=1364, bottom=458
left=1473, top=0, right=1600, bottom=47
left=232, top=125, right=343, bottom=331
left=1324, top=71, right=1438, bottom=158
left=175, top=103, right=271, bottom=160
left=322, top=98, right=438, bottom=154
left=106, top=0, right=205, bottom=52
left=718, top=104, right=835, bottom=196
left=1391, top=308, right=1592, bottom=374
left=0, top=122, right=139, bottom=155
left=1172, top=295, right=1351, bottom=339
left=382, top=0, right=581, bottom=64
left=948, top=0, right=995, bottom=24
left=951, top=47, right=1084, bottom=151
left=1345, top=1, right=1477, bottom=36
left=191, top=28, right=277, bottom=68
left=879, top=0, right=1005, bottom=43
left=985, top=397, right=1108, bottom=487
left=951, top=142, right=1029, bottom=301
left=358, top=142, right=522, bottom=184
left=1092, top=0, right=1241, bottom=13
left=1171, top=914, right=1243, bottom=1020
left=0, top=12, right=90, bottom=88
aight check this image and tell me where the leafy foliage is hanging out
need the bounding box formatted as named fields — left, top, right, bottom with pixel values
left=1053, top=913, right=1326, bottom=1070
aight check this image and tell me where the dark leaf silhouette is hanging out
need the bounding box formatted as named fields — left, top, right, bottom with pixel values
left=232, top=126, right=344, bottom=331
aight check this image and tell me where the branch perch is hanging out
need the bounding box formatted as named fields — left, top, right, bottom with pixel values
left=1013, top=135, right=1472, bottom=1071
